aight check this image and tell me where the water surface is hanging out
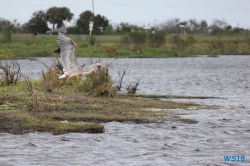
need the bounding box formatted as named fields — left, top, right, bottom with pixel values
left=1, top=56, right=250, bottom=165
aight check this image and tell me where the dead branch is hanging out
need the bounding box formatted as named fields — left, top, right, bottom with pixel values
left=127, top=82, right=139, bottom=94
left=0, top=60, right=22, bottom=85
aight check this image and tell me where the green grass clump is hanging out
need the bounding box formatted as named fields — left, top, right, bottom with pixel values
left=0, top=110, right=104, bottom=134
left=0, top=49, right=15, bottom=59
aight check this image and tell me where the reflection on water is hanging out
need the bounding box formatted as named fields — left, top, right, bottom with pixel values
left=1, top=56, right=250, bottom=165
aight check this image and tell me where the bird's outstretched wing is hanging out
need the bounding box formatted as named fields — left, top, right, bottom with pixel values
left=57, top=32, right=80, bottom=75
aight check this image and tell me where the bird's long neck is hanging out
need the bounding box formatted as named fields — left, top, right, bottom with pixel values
left=80, top=63, right=103, bottom=75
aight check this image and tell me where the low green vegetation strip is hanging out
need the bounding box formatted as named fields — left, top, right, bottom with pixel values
left=1, top=34, right=250, bottom=59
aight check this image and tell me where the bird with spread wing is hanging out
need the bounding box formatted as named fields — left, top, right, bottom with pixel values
left=55, top=32, right=105, bottom=90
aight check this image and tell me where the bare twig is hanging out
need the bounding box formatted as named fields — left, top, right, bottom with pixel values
left=0, top=60, right=22, bottom=85
left=127, top=82, right=140, bottom=94
left=116, top=67, right=127, bottom=91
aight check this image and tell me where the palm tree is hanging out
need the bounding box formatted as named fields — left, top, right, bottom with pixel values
left=46, top=7, right=74, bottom=29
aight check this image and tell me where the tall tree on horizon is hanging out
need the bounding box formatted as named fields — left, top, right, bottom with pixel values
left=76, top=10, right=94, bottom=33
left=76, top=10, right=109, bottom=35
left=46, top=7, right=73, bottom=29
left=93, top=14, right=109, bottom=34
left=25, top=10, right=49, bottom=33
left=1, top=19, right=19, bottom=42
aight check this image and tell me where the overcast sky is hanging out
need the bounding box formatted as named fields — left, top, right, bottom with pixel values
left=1, top=0, right=250, bottom=29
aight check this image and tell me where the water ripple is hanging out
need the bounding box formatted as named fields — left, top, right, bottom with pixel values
left=1, top=56, right=250, bottom=165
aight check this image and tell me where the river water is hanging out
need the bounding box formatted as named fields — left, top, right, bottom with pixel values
left=0, top=56, right=250, bottom=165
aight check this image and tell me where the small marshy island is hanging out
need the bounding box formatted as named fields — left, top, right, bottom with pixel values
left=0, top=60, right=213, bottom=134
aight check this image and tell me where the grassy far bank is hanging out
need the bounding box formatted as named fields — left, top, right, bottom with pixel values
left=0, top=33, right=250, bottom=59
left=0, top=63, right=210, bottom=135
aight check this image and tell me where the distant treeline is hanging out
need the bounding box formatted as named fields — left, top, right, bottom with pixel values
left=0, top=6, right=249, bottom=35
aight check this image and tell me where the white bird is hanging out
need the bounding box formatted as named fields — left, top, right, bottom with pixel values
left=57, top=32, right=103, bottom=79
left=56, top=32, right=104, bottom=89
